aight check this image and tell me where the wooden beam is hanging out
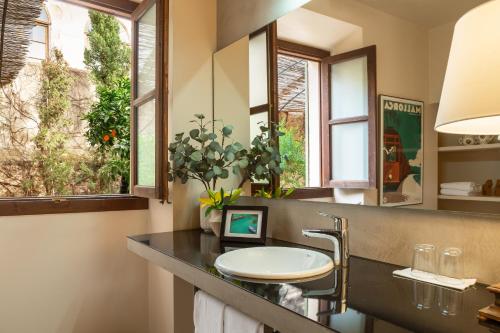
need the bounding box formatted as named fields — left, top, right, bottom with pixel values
left=277, top=40, right=330, bottom=61
left=62, top=0, right=139, bottom=17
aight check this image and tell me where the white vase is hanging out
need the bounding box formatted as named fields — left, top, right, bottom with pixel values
left=199, top=192, right=212, bottom=233
left=208, top=210, right=223, bottom=237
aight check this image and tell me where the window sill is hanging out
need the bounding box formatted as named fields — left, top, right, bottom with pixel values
left=250, top=184, right=333, bottom=200
left=0, top=195, right=149, bottom=217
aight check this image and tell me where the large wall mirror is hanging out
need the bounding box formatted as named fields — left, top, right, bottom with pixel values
left=214, top=0, right=500, bottom=215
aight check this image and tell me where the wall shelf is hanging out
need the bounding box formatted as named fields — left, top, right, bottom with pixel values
left=438, top=143, right=500, bottom=152
left=438, top=194, right=500, bottom=202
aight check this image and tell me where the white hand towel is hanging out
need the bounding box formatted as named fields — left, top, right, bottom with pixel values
left=393, top=268, right=476, bottom=291
left=440, top=182, right=480, bottom=192
left=223, top=306, right=264, bottom=333
left=194, top=290, right=225, bottom=333
left=440, top=188, right=479, bottom=196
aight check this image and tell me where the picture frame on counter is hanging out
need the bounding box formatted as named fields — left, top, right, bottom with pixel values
left=220, top=205, right=268, bottom=244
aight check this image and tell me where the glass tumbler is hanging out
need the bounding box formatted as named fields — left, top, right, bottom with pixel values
left=411, top=244, right=436, bottom=278
left=436, top=247, right=464, bottom=285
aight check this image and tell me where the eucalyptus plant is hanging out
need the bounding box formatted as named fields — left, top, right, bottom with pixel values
left=238, top=122, right=285, bottom=189
left=167, top=114, right=248, bottom=191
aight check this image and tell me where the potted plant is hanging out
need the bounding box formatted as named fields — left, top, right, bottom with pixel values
left=167, top=114, right=247, bottom=233
left=198, top=188, right=242, bottom=236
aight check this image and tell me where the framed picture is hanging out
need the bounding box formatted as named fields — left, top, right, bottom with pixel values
left=379, top=95, right=424, bottom=207
left=220, top=206, right=268, bottom=244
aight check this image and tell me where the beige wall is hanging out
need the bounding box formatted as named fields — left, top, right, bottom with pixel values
left=147, top=0, right=217, bottom=332
left=239, top=196, right=500, bottom=285
left=0, top=210, right=149, bottom=333
left=213, top=36, right=250, bottom=190
left=217, top=0, right=310, bottom=49
left=428, top=22, right=454, bottom=103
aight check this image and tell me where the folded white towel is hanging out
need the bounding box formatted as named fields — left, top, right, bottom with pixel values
left=194, top=291, right=225, bottom=333
left=440, top=188, right=479, bottom=196
left=440, top=182, right=480, bottom=192
left=224, top=306, right=264, bottom=333
left=393, top=268, right=476, bottom=291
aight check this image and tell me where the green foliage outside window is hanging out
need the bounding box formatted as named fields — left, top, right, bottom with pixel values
left=84, top=11, right=131, bottom=87
left=279, top=120, right=306, bottom=188
left=84, top=10, right=132, bottom=193
left=34, top=49, right=74, bottom=195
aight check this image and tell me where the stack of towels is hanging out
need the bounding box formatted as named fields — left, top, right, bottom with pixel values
left=194, top=290, right=264, bottom=333
left=440, top=182, right=481, bottom=196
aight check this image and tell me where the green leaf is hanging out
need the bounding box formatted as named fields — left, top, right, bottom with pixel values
left=225, top=151, right=235, bottom=162
left=208, top=133, right=217, bottom=140
left=204, top=170, right=215, bottom=182
left=207, top=150, right=215, bottom=160
left=238, top=158, right=248, bottom=168
left=189, top=129, right=200, bottom=139
left=232, top=165, right=240, bottom=174
left=256, top=165, right=264, bottom=176
left=213, top=165, right=222, bottom=175
left=220, top=169, right=229, bottom=179
left=194, top=114, right=205, bottom=119
left=232, top=142, right=243, bottom=151
left=222, top=125, right=233, bottom=137
left=190, top=151, right=202, bottom=162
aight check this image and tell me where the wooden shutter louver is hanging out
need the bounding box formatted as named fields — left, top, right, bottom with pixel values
left=0, top=0, right=43, bottom=86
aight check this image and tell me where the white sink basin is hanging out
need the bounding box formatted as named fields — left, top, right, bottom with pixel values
left=214, top=246, right=334, bottom=280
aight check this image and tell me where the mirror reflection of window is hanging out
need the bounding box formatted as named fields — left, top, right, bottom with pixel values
left=277, top=53, right=321, bottom=188
left=249, top=30, right=269, bottom=161
left=274, top=7, right=376, bottom=201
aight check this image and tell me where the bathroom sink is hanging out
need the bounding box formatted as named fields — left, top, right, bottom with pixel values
left=214, top=246, right=334, bottom=280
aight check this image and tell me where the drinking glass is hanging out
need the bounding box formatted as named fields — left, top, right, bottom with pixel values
left=436, top=247, right=464, bottom=285
left=411, top=244, right=436, bottom=278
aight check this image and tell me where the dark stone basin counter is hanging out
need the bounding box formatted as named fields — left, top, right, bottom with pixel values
left=127, top=230, right=494, bottom=333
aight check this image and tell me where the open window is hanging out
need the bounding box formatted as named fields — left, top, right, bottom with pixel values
left=130, top=0, right=168, bottom=200
left=320, top=46, right=377, bottom=189
left=0, top=0, right=162, bottom=216
left=274, top=39, right=377, bottom=197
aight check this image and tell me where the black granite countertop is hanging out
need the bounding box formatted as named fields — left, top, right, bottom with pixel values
left=128, top=230, right=496, bottom=333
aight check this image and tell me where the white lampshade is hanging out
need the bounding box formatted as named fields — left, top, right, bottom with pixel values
left=435, top=0, right=500, bottom=134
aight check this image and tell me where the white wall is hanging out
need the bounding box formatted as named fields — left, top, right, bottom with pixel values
left=37, top=0, right=131, bottom=70
left=0, top=210, right=149, bottom=333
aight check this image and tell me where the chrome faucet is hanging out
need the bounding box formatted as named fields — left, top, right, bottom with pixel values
left=302, top=212, right=349, bottom=267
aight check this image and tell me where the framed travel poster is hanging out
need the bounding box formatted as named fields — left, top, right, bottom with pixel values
left=220, top=206, right=268, bottom=244
left=379, top=95, right=424, bottom=207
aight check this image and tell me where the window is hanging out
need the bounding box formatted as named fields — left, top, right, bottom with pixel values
left=277, top=52, right=323, bottom=188
left=274, top=41, right=377, bottom=192
left=320, top=46, right=377, bottom=188
left=0, top=0, right=165, bottom=215
left=130, top=0, right=168, bottom=199
left=27, top=6, right=50, bottom=60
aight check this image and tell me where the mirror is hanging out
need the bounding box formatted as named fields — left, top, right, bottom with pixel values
left=213, top=0, right=500, bottom=215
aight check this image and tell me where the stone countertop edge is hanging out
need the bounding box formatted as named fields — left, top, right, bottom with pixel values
left=126, top=237, right=336, bottom=333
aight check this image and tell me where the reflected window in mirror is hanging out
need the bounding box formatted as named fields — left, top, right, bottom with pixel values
left=249, top=30, right=270, bottom=178
left=275, top=41, right=377, bottom=194
left=276, top=42, right=327, bottom=189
